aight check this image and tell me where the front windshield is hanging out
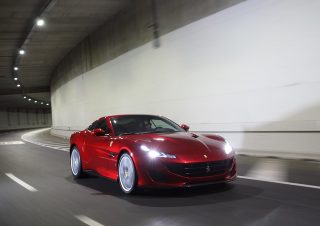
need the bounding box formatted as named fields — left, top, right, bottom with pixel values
left=111, top=115, right=184, bottom=136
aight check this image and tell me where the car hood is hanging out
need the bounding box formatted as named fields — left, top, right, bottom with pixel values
left=123, top=132, right=231, bottom=162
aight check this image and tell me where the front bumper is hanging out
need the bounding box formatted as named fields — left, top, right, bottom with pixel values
left=136, top=156, right=237, bottom=188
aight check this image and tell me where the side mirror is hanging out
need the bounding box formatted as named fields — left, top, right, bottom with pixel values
left=93, top=128, right=106, bottom=136
left=181, top=124, right=190, bottom=132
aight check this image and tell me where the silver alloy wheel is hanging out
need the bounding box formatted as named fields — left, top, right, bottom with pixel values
left=71, top=147, right=81, bottom=176
left=118, top=153, right=135, bottom=193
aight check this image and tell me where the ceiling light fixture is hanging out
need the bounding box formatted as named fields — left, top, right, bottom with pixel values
left=17, top=84, right=21, bottom=87
left=19, top=49, right=25, bottom=55
left=14, top=67, right=18, bottom=71
left=36, top=18, right=45, bottom=27
left=34, top=100, right=38, bottom=103
left=28, top=98, right=31, bottom=101
left=46, top=103, right=49, bottom=106
left=14, top=77, right=18, bottom=81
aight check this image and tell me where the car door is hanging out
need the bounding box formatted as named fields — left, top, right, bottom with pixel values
left=82, top=120, right=99, bottom=168
left=85, top=118, right=114, bottom=178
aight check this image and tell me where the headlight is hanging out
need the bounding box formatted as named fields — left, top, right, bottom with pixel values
left=140, top=145, right=176, bottom=159
left=224, top=141, right=233, bottom=154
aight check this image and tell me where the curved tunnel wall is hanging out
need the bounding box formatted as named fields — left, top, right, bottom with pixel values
left=0, top=107, right=51, bottom=131
left=51, top=0, right=320, bottom=159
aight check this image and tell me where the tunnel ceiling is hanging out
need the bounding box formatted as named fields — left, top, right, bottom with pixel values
left=0, top=0, right=129, bottom=108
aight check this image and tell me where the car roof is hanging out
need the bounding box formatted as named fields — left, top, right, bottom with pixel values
left=106, top=114, right=161, bottom=119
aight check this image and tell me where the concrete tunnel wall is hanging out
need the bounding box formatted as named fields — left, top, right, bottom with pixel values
left=50, top=0, right=320, bottom=160
left=0, top=107, right=51, bottom=131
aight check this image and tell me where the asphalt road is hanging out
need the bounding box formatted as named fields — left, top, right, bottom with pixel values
left=0, top=129, right=319, bottom=226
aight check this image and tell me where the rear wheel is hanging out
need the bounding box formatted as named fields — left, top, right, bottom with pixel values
left=118, top=153, right=137, bottom=194
left=71, top=147, right=83, bottom=178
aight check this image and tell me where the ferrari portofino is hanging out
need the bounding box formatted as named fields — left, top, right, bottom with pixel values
left=70, top=115, right=237, bottom=194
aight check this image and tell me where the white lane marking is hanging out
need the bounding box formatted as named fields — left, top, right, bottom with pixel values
left=75, top=215, right=105, bottom=226
left=44, top=143, right=69, bottom=147
left=60, top=148, right=69, bottom=152
left=43, top=144, right=69, bottom=148
left=0, top=141, right=24, bottom=145
left=238, top=176, right=320, bottom=190
left=21, top=128, right=69, bottom=152
left=48, top=145, right=69, bottom=149
left=30, top=141, right=69, bottom=146
left=21, top=128, right=51, bottom=143
left=5, top=173, right=38, bottom=192
left=245, top=159, right=287, bottom=182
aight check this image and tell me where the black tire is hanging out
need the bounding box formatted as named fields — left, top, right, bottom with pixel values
left=70, top=146, right=84, bottom=178
left=118, top=153, right=137, bottom=194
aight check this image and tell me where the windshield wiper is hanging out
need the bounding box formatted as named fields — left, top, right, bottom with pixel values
left=119, top=131, right=153, bottom=135
left=118, top=132, right=138, bottom=136
left=134, top=131, right=152, bottom=134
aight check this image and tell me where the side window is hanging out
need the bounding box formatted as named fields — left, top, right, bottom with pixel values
left=96, top=118, right=109, bottom=133
left=88, top=120, right=98, bottom=131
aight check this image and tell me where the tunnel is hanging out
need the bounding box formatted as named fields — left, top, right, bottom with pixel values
left=0, top=0, right=319, bottom=225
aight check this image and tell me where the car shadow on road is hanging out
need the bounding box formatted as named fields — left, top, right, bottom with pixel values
left=66, top=174, right=263, bottom=207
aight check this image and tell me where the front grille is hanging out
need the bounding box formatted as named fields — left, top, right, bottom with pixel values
left=166, top=159, right=233, bottom=177
left=149, top=169, right=170, bottom=183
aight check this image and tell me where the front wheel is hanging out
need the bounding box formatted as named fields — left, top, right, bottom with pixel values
left=70, top=147, right=83, bottom=178
left=118, top=153, right=137, bottom=194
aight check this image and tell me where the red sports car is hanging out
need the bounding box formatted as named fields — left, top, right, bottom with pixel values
left=70, top=114, right=237, bottom=194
